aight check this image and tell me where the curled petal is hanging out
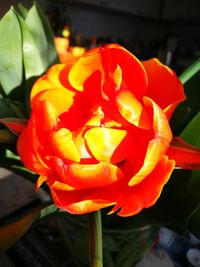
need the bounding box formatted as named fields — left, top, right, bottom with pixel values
left=102, top=44, right=148, bottom=100
left=32, top=101, right=58, bottom=132
left=114, top=156, right=175, bottom=217
left=84, top=127, right=133, bottom=164
left=17, top=128, right=50, bottom=175
left=50, top=184, right=114, bottom=214
left=129, top=97, right=172, bottom=186
left=49, top=128, right=80, bottom=163
left=116, top=90, right=151, bottom=129
left=167, top=137, right=200, bottom=169
left=68, top=48, right=102, bottom=92
left=66, top=200, right=115, bottom=214
left=142, top=58, right=185, bottom=118
left=31, top=64, right=66, bottom=101
left=36, top=175, right=47, bottom=191
left=31, top=87, right=75, bottom=115
left=56, top=161, right=123, bottom=189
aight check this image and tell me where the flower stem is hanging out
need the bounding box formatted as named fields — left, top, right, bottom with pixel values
left=89, top=210, right=103, bottom=267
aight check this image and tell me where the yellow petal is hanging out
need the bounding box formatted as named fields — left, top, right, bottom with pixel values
left=84, top=127, right=127, bottom=163
left=116, top=90, right=151, bottom=129
left=66, top=162, right=123, bottom=188
left=36, top=175, right=47, bottom=191
left=50, top=128, right=80, bottom=163
left=112, top=65, right=122, bottom=90
left=31, top=87, right=75, bottom=115
left=31, top=64, right=66, bottom=100
left=128, top=97, right=172, bottom=186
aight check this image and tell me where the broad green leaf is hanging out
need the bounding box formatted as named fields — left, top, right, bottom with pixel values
left=0, top=204, right=44, bottom=254
left=180, top=112, right=200, bottom=238
left=0, top=8, right=23, bottom=95
left=25, top=4, right=58, bottom=71
left=33, top=2, right=58, bottom=65
left=17, top=13, right=45, bottom=79
left=17, top=3, right=28, bottom=19
left=181, top=111, right=200, bottom=146
left=179, top=57, right=200, bottom=84
left=178, top=56, right=200, bottom=122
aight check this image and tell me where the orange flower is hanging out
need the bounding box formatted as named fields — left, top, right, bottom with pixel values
left=17, top=44, right=200, bottom=216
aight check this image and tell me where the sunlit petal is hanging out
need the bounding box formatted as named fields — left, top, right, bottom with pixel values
left=116, top=90, right=151, bottom=129
left=84, top=127, right=127, bottom=163
left=129, top=97, right=172, bottom=186
left=31, top=87, right=75, bottom=115
left=65, top=162, right=123, bottom=188
left=31, top=64, right=66, bottom=100
left=49, top=128, right=80, bottom=163
left=142, top=58, right=185, bottom=115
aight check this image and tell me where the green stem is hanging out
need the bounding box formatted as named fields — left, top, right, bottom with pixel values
left=89, top=210, right=103, bottom=267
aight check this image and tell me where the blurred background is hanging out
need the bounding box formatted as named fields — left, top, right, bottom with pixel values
left=1, top=0, right=200, bottom=74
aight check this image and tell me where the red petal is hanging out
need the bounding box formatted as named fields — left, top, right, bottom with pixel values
left=50, top=185, right=114, bottom=214
left=167, top=137, right=200, bottom=169
left=128, top=97, right=172, bottom=186
left=116, top=90, right=151, bottom=129
left=54, top=159, right=123, bottom=189
left=0, top=118, right=27, bottom=136
left=142, top=58, right=185, bottom=118
left=102, top=44, right=148, bottom=100
left=17, top=128, right=50, bottom=175
left=112, top=156, right=175, bottom=217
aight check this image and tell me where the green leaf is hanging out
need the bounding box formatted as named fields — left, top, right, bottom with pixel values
left=17, top=13, right=45, bottom=79
left=179, top=57, right=200, bottom=84
left=0, top=204, right=43, bottom=254
left=0, top=8, right=23, bottom=95
left=180, top=112, right=200, bottom=238
left=33, top=2, right=58, bottom=65
left=39, top=204, right=58, bottom=219
left=17, top=3, right=28, bottom=19
left=181, top=111, right=200, bottom=146
left=25, top=3, right=58, bottom=71
left=178, top=56, right=200, bottom=122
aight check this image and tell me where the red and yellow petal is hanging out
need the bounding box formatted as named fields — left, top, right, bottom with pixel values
left=56, top=161, right=123, bottom=189
left=167, top=137, right=200, bottom=169
left=84, top=127, right=128, bottom=163
left=49, top=128, right=80, bottom=163
left=31, top=64, right=66, bottom=100
left=31, top=87, right=75, bottom=115
left=142, top=58, right=185, bottom=115
left=111, top=156, right=175, bottom=217
left=50, top=185, right=115, bottom=214
left=17, top=128, right=50, bottom=175
left=68, top=48, right=102, bottom=92
left=128, top=97, right=172, bottom=186
left=32, top=101, right=58, bottom=132
left=102, top=44, right=148, bottom=100
left=116, top=90, right=151, bottom=129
